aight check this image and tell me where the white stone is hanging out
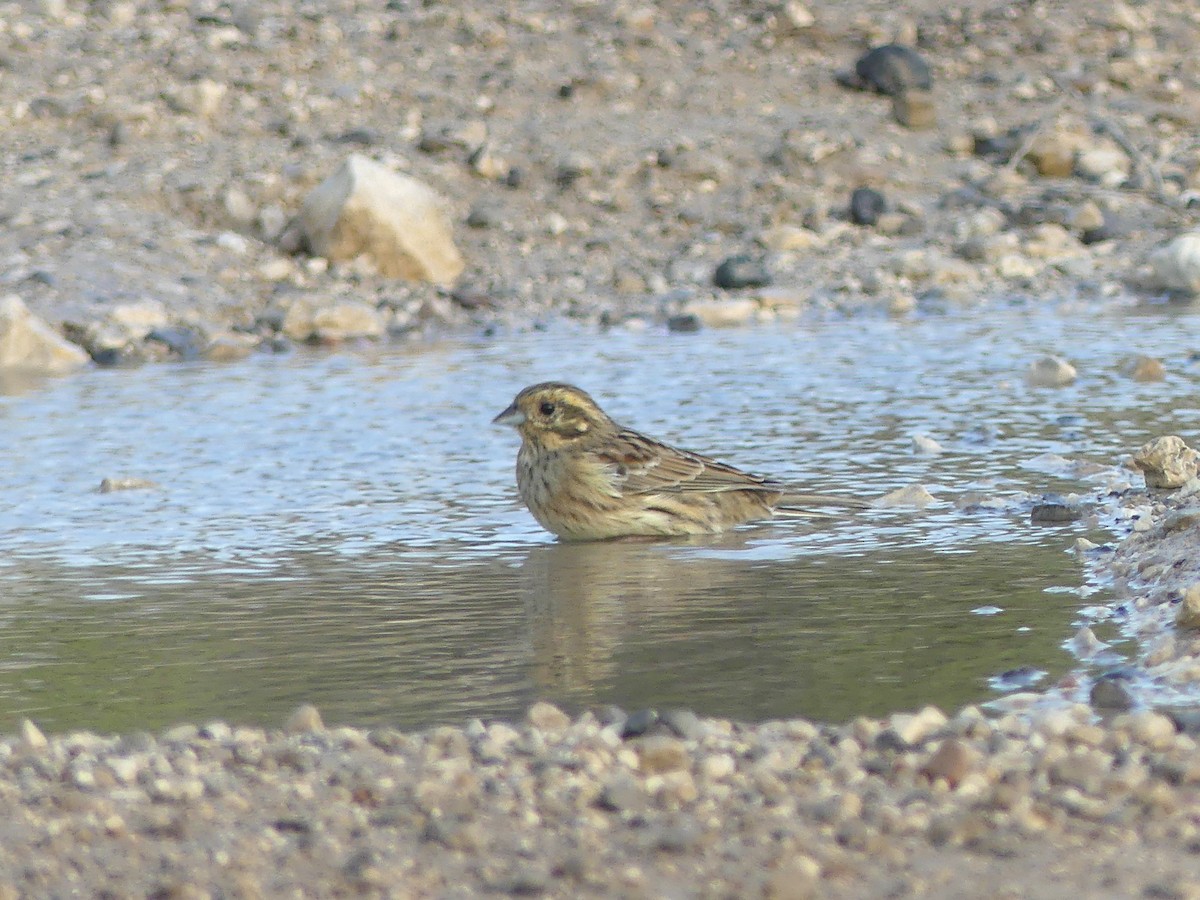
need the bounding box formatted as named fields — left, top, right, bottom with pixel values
left=1149, top=232, right=1200, bottom=294
left=0, top=295, right=89, bottom=374
left=1026, top=354, right=1077, bottom=387
left=294, top=154, right=464, bottom=285
left=873, top=484, right=936, bottom=508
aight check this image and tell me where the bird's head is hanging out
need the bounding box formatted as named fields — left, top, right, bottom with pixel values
left=493, top=382, right=615, bottom=451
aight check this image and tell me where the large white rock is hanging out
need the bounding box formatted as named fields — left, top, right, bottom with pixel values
left=294, top=155, right=464, bottom=285
left=0, top=294, right=89, bottom=374
left=1149, top=232, right=1200, bottom=294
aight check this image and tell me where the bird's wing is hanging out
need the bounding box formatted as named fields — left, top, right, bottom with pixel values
left=590, top=430, right=784, bottom=496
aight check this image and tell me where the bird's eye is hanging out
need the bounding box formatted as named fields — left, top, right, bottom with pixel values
left=539, top=401, right=557, bottom=416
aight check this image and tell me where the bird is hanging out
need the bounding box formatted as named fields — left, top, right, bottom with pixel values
left=493, top=382, right=868, bottom=541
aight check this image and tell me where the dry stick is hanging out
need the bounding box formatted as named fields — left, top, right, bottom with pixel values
left=1089, top=113, right=1168, bottom=201
left=998, top=95, right=1070, bottom=179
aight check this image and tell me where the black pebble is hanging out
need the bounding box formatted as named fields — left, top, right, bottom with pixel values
left=666, top=313, right=702, bottom=333
left=1030, top=500, right=1083, bottom=524
left=713, top=255, right=771, bottom=289
left=850, top=187, right=886, bottom=226
left=620, top=708, right=659, bottom=739
left=146, top=326, right=204, bottom=361
left=1090, top=673, right=1135, bottom=710
left=854, top=44, right=932, bottom=96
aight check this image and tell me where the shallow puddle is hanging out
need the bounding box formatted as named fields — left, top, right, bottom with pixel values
left=2, top=302, right=1198, bottom=732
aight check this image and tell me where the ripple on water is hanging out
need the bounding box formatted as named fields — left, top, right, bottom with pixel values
left=1, top=306, right=1198, bottom=731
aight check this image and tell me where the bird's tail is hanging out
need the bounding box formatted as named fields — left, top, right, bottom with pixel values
left=776, top=492, right=872, bottom=516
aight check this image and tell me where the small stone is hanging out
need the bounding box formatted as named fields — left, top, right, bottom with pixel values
left=621, top=709, right=659, bottom=739
left=1117, top=711, right=1178, bottom=749
left=526, top=701, right=571, bottom=731
left=893, top=89, right=936, bottom=129
left=873, top=484, right=936, bottom=508
left=699, top=754, right=736, bottom=780
left=1026, top=355, right=1077, bottom=387
left=683, top=298, right=758, bottom=327
left=1069, top=626, right=1103, bottom=658
left=203, top=335, right=257, bottom=362
left=1071, top=201, right=1105, bottom=233
left=0, top=295, right=89, bottom=374
left=1133, top=436, right=1200, bottom=489
left=782, top=2, right=815, bottom=29
left=146, top=326, right=205, bottom=360
left=1149, top=232, right=1200, bottom=295
left=911, top=434, right=943, bottom=455
left=920, top=737, right=976, bottom=787
left=888, top=706, right=948, bottom=746
left=666, top=313, right=702, bottom=333
left=19, top=719, right=47, bottom=751
left=1030, top=500, right=1083, bottom=524
left=1075, top=146, right=1130, bottom=186
left=758, top=224, right=820, bottom=252
left=849, top=187, right=886, bottom=226
left=597, top=774, right=646, bottom=813
left=1090, top=674, right=1135, bottom=710
left=289, top=154, right=464, bottom=284
left=312, top=302, right=386, bottom=341
left=713, top=255, right=771, bottom=289
left=764, top=856, right=821, bottom=900
left=1175, top=585, right=1200, bottom=629
left=285, top=704, right=324, bottom=734
left=1120, top=355, right=1166, bottom=382
left=99, top=477, right=159, bottom=493
left=659, top=709, right=705, bottom=740
left=1027, top=132, right=1077, bottom=178
left=853, top=45, right=932, bottom=96
left=636, top=736, right=689, bottom=774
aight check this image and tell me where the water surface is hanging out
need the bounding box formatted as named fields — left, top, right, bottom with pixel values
left=2, top=304, right=1197, bottom=732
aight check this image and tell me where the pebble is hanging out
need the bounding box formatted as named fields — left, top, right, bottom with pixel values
left=1121, top=355, right=1166, bottom=382
left=1149, top=232, right=1200, bottom=295
left=1133, top=436, right=1200, bottom=489
left=1090, top=674, right=1135, bottom=710
left=1030, top=500, right=1083, bottom=524
left=683, top=298, right=759, bottom=327
left=852, top=45, right=932, bottom=95
left=636, top=736, right=690, bottom=774
left=911, top=434, right=943, bottom=455
left=874, top=484, right=936, bottom=508
left=289, top=154, right=464, bottom=285
left=1174, top=585, right=1200, bottom=629
left=920, top=738, right=976, bottom=788
left=666, top=313, right=702, bottom=333
left=1026, top=355, right=1077, bottom=387
left=849, top=187, right=886, bottom=226
left=285, top=704, right=324, bottom=734
left=526, top=701, right=571, bottom=732
left=893, top=90, right=936, bottom=129
left=887, top=706, right=948, bottom=747
left=0, top=294, right=90, bottom=375
left=98, top=477, right=159, bottom=493
left=713, top=255, right=772, bottom=290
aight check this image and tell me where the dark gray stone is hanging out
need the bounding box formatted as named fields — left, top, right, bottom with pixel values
left=713, top=255, right=771, bottom=289
left=854, top=45, right=932, bottom=96
left=850, top=187, right=887, bottom=226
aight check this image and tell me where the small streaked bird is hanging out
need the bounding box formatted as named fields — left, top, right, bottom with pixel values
left=493, top=382, right=868, bottom=541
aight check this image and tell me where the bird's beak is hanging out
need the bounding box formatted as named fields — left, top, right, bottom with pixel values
left=492, top=403, right=526, bottom=427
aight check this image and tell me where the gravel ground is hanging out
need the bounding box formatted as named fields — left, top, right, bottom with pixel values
left=6, top=0, right=1200, bottom=895
left=4, top=0, right=1200, bottom=351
